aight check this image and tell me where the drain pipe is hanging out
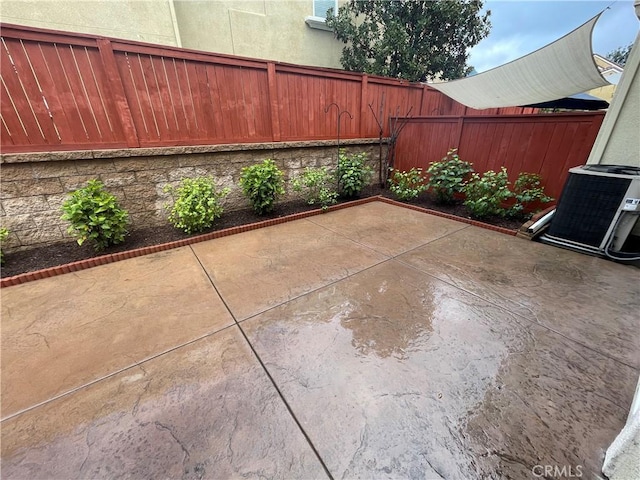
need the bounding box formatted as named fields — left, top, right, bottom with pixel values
left=527, top=209, right=555, bottom=234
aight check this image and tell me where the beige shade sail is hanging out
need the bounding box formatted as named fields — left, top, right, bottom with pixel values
left=428, top=15, right=610, bottom=109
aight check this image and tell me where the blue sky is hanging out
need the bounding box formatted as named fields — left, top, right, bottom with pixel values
left=468, top=0, right=639, bottom=72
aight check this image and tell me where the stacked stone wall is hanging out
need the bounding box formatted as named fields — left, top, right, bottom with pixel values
left=0, top=140, right=386, bottom=251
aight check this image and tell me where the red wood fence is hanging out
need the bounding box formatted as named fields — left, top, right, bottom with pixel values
left=393, top=112, right=605, bottom=200
left=1, top=23, right=535, bottom=154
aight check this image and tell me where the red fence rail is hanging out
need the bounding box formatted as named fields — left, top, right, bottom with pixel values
left=393, top=112, right=605, bottom=201
left=1, top=23, right=536, bottom=154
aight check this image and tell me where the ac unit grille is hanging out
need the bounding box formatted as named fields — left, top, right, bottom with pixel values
left=548, top=174, right=631, bottom=247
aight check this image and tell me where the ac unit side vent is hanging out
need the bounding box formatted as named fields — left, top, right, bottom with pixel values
left=548, top=174, right=631, bottom=247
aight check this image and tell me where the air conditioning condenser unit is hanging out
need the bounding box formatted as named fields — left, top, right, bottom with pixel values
left=540, top=164, right=640, bottom=261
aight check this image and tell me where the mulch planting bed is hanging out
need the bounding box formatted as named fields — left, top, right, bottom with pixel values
left=1, top=186, right=525, bottom=279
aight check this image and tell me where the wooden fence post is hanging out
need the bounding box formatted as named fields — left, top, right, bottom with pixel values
left=359, top=74, right=368, bottom=136
left=454, top=106, right=467, bottom=148
left=267, top=62, right=281, bottom=142
left=419, top=84, right=426, bottom=116
left=96, top=38, right=140, bottom=148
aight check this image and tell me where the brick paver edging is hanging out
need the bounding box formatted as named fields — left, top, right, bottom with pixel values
left=0, top=197, right=517, bottom=288
left=376, top=197, right=520, bottom=236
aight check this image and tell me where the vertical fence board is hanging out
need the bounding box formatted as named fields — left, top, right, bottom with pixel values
left=150, top=55, right=178, bottom=139
left=71, top=46, right=115, bottom=143
left=266, top=63, right=280, bottom=142
left=1, top=116, right=16, bottom=146
left=166, top=56, right=188, bottom=141
left=244, top=68, right=258, bottom=138
left=256, top=69, right=270, bottom=137
left=192, top=62, right=214, bottom=139
left=5, top=39, right=61, bottom=145
left=172, top=57, right=197, bottom=140
left=2, top=23, right=542, bottom=153
left=96, top=39, right=138, bottom=147
left=61, top=45, right=104, bottom=142
left=394, top=113, right=605, bottom=201
left=21, top=40, right=74, bottom=143
left=204, top=64, right=227, bottom=141
left=1, top=74, right=31, bottom=146
left=229, top=67, right=248, bottom=139
left=1, top=38, right=46, bottom=146
left=116, top=52, right=151, bottom=143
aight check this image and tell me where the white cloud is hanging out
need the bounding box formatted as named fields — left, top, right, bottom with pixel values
left=468, top=0, right=638, bottom=73
left=468, top=37, right=525, bottom=72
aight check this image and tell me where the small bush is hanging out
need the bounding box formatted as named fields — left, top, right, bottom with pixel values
left=510, top=172, right=553, bottom=218
left=292, top=167, right=339, bottom=210
left=426, top=149, right=474, bottom=204
left=388, top=168, right=428, bottom=201
left=463, top=167, right=513, bottom=219
left=335, top=150, right=373, bottom=198
left=239, top=159, right=285, bottom=215
left=61, top=179, right=129, bottom=251
left=0, top=227, right=8, bottom=264
left=164, top=177, right=230, bottom=234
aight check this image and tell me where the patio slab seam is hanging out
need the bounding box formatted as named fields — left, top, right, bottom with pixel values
left=188, top=244, right=335, bottom=480
left=392, top=256, right=640, bottom=375
left=306, top=213, right=471, bottom=260
left=0, top=197, right=518, bottom=289
left=214, top=255, right=392, bottom=325
left=234, top=322, right=334, bottom=480
left=0, top=322, right=240, bottom=424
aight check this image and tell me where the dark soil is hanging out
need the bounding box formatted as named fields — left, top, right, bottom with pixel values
left=1, top=186, right=525, bottom=279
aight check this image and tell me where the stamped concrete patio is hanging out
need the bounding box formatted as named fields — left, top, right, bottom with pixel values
left=1, top=201, right=638, bottom=479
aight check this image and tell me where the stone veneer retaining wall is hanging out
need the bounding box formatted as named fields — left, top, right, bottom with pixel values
left=0, top=139, right=387, bottom=251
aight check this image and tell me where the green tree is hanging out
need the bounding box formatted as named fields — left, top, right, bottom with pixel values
left=326, top=0, right=491, bottom=81
left=607, top=43, right=632, bottom=66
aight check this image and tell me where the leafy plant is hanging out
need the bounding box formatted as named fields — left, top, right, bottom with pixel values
left=325, top=0, right=491, bottom=81
left=425, top=148, right=474, bottom=204
left=61, top=179, right=129, bottom=251
left=510, top=172, right=553, bottom=218
left=292, top=167, right=339, bottom=210
left=462, top=167, right=513, bottom=218
left=607, top=43, right=632, bottom=66
left=388, top=168, right=428, bottom=201
left=164, top=177, right=230, bottom=234
left=335, top=150, right=373, bottom=198
left=239, top=159, right=285, bottom=215
left=0, top=227, right=8, bottom=264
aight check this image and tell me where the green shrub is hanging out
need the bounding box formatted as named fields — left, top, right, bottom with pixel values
left=239, top=159, right=285, bottom=215
left=61, top=179, right=129, bottom=251
left=164, top=177, right=230, bottom=234
left=292, top=167, right=339, bottom=210
left=463, top=167, right=513, bottom=218
left=510, top=172, right=554, bottom=218
left=335, top=150, right=373, bottom=198
left=0, top=227, right=8, bottom=264
left=425, top=148, right=474, bottom=204
left=388, top=168, right=428, bottom=201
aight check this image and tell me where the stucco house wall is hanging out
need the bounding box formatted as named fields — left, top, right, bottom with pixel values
left=174, top=0, right=344, bottom=68
left=0, top=0, right=345, bottom=69
left=0, top=0, right=181, bottom=46
left=587, top=35, right=640, bottom=167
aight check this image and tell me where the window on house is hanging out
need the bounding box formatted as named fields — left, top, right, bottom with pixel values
left=313, top=0, right=338, bottom=19
left=306, top=0, right=338, bottom=31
